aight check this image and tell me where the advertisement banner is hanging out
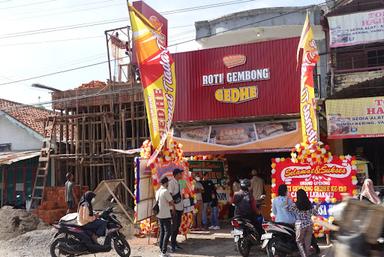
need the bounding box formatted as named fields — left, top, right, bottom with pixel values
left=329, top=9, right=384, bottom=48
left=128, top=4, right=176, bottom=151
left=173, top=120, right=301, bottom=153
left=271, top=157, right=357, bottom=213
left=298, top=14, right=319, bottom=144
left=188, top=160, right=225, bottom=183
left=326, top=96, right=384, bottom=139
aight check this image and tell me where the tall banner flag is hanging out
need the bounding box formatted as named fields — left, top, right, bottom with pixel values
left=297, top=14, right=319, bottom=143
left=128, top=3, right=176, bottom=162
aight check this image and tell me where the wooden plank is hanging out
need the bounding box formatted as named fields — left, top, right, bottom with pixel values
left=104, top=182, right=134, bottom=224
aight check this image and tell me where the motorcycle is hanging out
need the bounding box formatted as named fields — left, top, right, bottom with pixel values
left=261, top=222, right=320, bottom=257
left=50, top=206, right=131, bottom=257
left=231, top=216, right=262, bottom=257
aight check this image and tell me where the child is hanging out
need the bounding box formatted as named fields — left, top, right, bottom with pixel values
left=209, top=187, right=220, bottom=230
left=286, top=189, right=318, bottom=257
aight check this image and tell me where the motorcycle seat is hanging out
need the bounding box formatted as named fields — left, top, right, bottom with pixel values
left=272, top=222, right=295, bottom=229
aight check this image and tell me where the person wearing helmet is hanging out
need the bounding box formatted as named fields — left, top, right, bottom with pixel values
left=233, top=179, right=264, bottom=238
left=77, top=191, right=107, bottom=244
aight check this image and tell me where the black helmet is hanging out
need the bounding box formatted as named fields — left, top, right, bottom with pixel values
left=240, top=179, right=250, bottom=189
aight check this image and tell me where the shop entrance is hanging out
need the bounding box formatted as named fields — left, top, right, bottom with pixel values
left=225, top=152, right=290, bottom=184
left=224, top=152, right=290, bottom=220
left=344, top=137, right=384, bottom=186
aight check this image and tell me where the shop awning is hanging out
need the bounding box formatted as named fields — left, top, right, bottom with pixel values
left=0, top=151, right=40, bottom=165
left=174, top=119, right=301, bottom=154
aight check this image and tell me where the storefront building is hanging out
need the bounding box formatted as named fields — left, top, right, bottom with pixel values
left=323, top=0, right=384, bottom=187
left=172, top=37, right=303, bottom=217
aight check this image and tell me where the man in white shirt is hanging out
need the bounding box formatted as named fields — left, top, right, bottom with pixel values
left=250, top=169, right=265, bottom=200
left=156, top=176, right=175, bottom=257
left=168, top=168, right=184, bottom=252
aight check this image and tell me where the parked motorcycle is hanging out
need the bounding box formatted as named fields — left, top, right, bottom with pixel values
left=50, top=206, right=130, bottom=257
left=261, top=222, right=320, bottom=257
left=231, top=216, right=262, bottom=257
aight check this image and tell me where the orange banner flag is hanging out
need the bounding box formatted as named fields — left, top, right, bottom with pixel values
left=128, top=3, right=176, bottom=161
left=298, top=14, right=319, bottom=144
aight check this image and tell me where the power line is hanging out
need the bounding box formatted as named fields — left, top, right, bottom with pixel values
left=0, top=0, right=260, bottom=39
left=0, top=60, right=110, bottom=86
left=0, top=18, right=127, bottom=39
left=0, top=1, right=330, bottom=87
left=160, top=0, right=258, bottom=15
left=8, top=1, right=123, bottom=21
left=0, top=35, right=104, bottom=47
left=0, top=0, right=56, bottom=10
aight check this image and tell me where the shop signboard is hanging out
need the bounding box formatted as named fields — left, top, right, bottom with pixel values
left=188, top=160, right=224, bottom=181
left=328, top=9, right=384, bottom=48
left=173, top=37, right=301, bottom=122
left=326, top=96, right=384, bottom=139
left=271, top=156, right=358, bottom=216
left=174, top=119, right=301, bottom=153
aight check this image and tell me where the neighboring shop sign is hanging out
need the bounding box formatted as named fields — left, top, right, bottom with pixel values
left=326, top=96, right=384, bottom=139
left=174, top=120, right=300, bottom=153
left=271, top=156, right=357, bottom=203
left=329, top=9, right=384, bottom=48
left=188, top=160, right=225, bottom=180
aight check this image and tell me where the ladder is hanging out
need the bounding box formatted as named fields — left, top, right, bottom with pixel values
left=31, top=118, right=56, bottom=209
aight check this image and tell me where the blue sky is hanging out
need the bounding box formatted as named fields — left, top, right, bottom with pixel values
left=0, top=0, right=323, bottom=105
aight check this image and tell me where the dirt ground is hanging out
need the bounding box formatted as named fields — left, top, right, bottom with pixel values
left=0, top=226, right=334, bottom=257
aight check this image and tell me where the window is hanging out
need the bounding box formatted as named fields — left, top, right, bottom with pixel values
left=367, top=49, right=384, bottom=67
left=334, top=43, right=384, bottom=71
left=0, top=143, right=11, bottom=152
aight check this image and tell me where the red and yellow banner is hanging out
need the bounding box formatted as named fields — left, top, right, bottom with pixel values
left=128, top=4, right=176, bottom=154
left=298, top=14, right=319, bottom=144
left=271, top=156, right=358, bottom=204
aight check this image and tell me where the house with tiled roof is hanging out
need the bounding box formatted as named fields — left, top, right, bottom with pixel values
left=0, top=98, right=53, bottom=206
left=0, top=98, right=52, bottom=151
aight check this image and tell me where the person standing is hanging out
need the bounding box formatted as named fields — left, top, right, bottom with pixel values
left=65, top=172, right=75, bottom=214
left=272, top=184, right=296, bottom=224
left=168, top=169, right=184, bottom=252
left=209, top=187, right=220, bottom=230
left=250, top=169, right=265, bottom=201
left=286, top=189, right=319, bottom=257
left=156, top=176, right=175, bottom=257
left=201, top=172, right=215, bottom=229
left=193, top=175, right=204, bottom=230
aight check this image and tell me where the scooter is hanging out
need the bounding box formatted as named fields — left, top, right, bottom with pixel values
left=261, top=222, right=320, bottom=257
left=231, top=216, right=263, bottom=257
left=50, top=206, right=130, bottom=257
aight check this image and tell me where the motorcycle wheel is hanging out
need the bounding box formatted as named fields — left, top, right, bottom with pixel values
left=266, top=239, right=286, bottom=257
left=236, top=237, right=251, bottom=257
left=50, top=237, right=72, bottom=257
left=113, top=234, right=131, bottom=257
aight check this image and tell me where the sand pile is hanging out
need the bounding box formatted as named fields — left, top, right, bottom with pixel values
left=0, top=206, right=48, bottom=241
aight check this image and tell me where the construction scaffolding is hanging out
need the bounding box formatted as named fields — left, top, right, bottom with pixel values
left=49, top=81, right=148, bottom=202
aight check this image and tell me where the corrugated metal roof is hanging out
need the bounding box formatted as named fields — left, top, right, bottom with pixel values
left=172, top=37, right=301, bottom=122
left=0, top=151, right=40, bottom=165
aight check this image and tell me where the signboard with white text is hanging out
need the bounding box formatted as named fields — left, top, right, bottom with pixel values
left=329, top=9, right=384, bottom=48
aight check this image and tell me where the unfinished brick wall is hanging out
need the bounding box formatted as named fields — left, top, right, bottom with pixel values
left=33, top=186, right=88, bottom=224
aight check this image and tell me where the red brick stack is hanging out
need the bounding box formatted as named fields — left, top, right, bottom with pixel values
left=34, top=186, right=88, bottom=224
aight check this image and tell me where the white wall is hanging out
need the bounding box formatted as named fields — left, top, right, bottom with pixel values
left=0, top=114, right=43, bottom=151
